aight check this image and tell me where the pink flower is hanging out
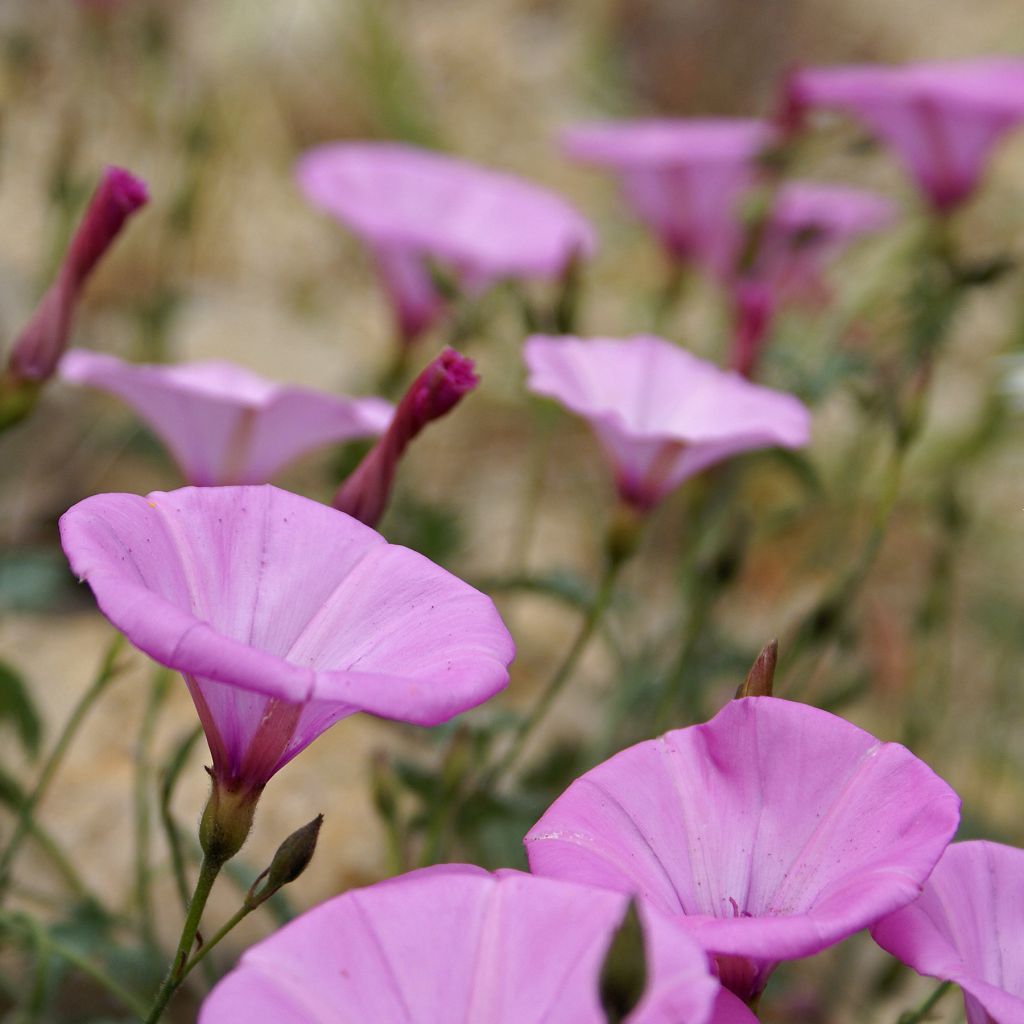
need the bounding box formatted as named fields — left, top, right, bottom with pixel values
left=199, top=865, right=757, bottom=1024
left=872, top=840, right=1024, bottom=1024
left=563, top=118, right=776, bottom=274
left=7, top=167, right=148, bottom=384
left=334, top=347, right=477, bottom=526
left=786, top=60, right=1024, bottom=212
left=59, top=485, right=514, bottom=798
left=729, top=182, right=897, bottom=375
left=59, top=351, right=393, bottom=486
left=525, top=697, right=960, bottom=1002
left=296, top=142, right=595, bottom=345
left=523, top=335, right=811, bottom=511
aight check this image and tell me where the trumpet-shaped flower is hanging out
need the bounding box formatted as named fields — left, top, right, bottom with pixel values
left=296, top=142, right=595, bottom=345
left=563, top=118, right=775, bottom=274
left=60, top=351, right=393, bottom=486
left=6, top=166, right=148, bottom=385
left=872, top=841, right=1024, bottom=1024
left=730, top=182, right=896, bottom=375
left=59, top=485, right=514, bottom=798
left=199, top=865, right=758, bottom=1024
left=785, top=60, right=1024, bottom=212
left=525, top=697, right=960, bottom=1002
left=523, top=335, right=810, bottom=510
left=334, top=347, right=477, bottom=526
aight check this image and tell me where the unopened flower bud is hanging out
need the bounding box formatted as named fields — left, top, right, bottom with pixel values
left=246, top=814, right=323, bottom=909
left=736, top=639, right=778, bottom=699
left=333, top=347, right=478, bottom=526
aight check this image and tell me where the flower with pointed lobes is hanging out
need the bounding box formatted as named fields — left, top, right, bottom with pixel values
left=199, top=864, right=758, bottom=1024
left=785, top=60, right=1024, bottom=212
left=6, top=167, right=148, bottom=386
left=872, top=840, right=1024, bottom=1024
left=333, top=347, right=477, bottom=527
left=563, top=118, right=776, bottom=276
left=525, top=696, right=961, bottom=1004
left=59, top=351, right=393, bottom=486
left=59, top=485, right=514, bottom=810
left=729, top=182, right=897, bottom=376
left=523, top=335, right=811, bottom=511
left=296, top=141, right=595, bottom=346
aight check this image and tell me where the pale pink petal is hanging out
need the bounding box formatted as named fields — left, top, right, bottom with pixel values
left=563, top=119, right=775, bottom=273
left=788, top=60, right=1024, bottom=210
left=59, top=351, right=393, bottom=485
left=526, top=697, right=960, bottom=1001
left=523, top=335, right=810, bottom=509
left=59, top=486, right=514, bottom=787
left=872, top=841, right=1024, bottom=1024
left=199, top=866, right=727, bottom=1024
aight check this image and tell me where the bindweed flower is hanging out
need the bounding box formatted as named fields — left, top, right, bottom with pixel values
left=785, top=60, right=1024, bottom=213
left=872, top=840, right=1024, bottom=1024
left=729, top=182, right=897, bottom=375
left=296, top=142, right=595, bottom=346
left=563, top=118, right=775, bottom=275
left=59, top=485, right=514, bottom=812
left=525, top=696, right=960, bottom=1003
left=523, top=335, right=810, bottom=511
left=333, top=347, right=477, bottom=526
left=59, top=351, right=393, bottom=486
left=199, top=865, right=757, bottom=1024
left=6, top=168, right=148, bottom=385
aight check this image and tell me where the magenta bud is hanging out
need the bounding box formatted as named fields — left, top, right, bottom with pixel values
left=7, top=166, right=148, bottom=384
left=333, top=347, right=478, bottom=526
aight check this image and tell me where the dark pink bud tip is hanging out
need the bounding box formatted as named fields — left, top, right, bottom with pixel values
left=411, top=348, right=479, bottom=425
left=104, top=166, right=150, bottom=214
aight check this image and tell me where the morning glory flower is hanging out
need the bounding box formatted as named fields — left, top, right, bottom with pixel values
left=785, top=60, right=1024, bottom=212
left=562, top=118, right=776, bottom=275
left=60, top=351, right=393, bottom=485
left=872, top=840, right=1024, bottom=1024
left=59, top=485, right=514, bottom=801
left=525, top=696, right=960, bottom=1002
left=5, top=167, right=148, bottom=385
left=199, top=865, right=758, bottom=1024
left=523, top=335, right=811, bottom=511
left=296, top=141, right=596, bottom=346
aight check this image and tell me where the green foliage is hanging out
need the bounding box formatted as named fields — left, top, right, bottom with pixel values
left=0, top=659, right=41, bottom=756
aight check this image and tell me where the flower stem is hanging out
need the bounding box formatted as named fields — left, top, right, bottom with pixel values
left=179, top=903, right=251, bottom=981
left=897, top=980, right=953, bottom=1024
left=143, top=852, right=223, bottom=1024
left=0, top=634, right=125, bottom=898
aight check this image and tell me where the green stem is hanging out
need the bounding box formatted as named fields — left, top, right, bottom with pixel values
left=0, top=910, right=149, bottom=1019
left=483, top=554, right=624, bottom=786
left=144, top=853, right=222, bottom=1024
left=23, top=817, right=96, bottom=904
left=897, top=980, right=953, bottom=1024
left=179, top=903, right=251, bottom=980
left=0, top=634, right=125, bottom=897
left=160, top=725, right=205, bottom=917
left=134, top=668, right=172, bottom=947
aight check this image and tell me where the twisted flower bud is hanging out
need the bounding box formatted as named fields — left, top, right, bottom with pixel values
left=7, top=166, right=148, bottom=385
left=333, top=347, right=478, bottom=526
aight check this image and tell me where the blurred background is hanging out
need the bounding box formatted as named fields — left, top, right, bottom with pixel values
left=1, top=2, right=1023, bottom=1021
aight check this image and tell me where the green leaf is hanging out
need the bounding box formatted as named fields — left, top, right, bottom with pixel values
left=0, top=659, right=41, bottom=756
left=600, top=899, right=647, bottom=1022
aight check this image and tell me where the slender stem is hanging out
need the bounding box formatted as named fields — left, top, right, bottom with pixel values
left=144, top=853, right=222, bottom=1024
left=483, top=554, right=623, bottom=786
left=0, top=910, right=150, bottom=1019
left=0, top=634, right=125, bottom=897
left=135, top=668, right=172, bottom=947
left=160, top=725, right=205, bottom=916
left=23, top=816, right=96, bottom=904
left=179, top=903, right=251, bottom=980
left=897, top=980, right=953, bottom=1024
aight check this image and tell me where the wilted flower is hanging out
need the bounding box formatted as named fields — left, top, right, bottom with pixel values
left=526, top=697, right=960, bottom=1002
left=6, top=167, right=148, bottom=385
left=523, top=335, right=810, bottom=511
left=59, top=486, right=514, bottom=806
left=563, top=118, right=775, bottom=275
left=199, top=865, right=757, bottom=1024
left=872, top=840, right=1024, bottom=1024
left=296, top=142, right=595, bottom=346
left=59, top=351, right=393, bottom=486
left=730, top=182, right=897, bottom=375
left=785, top=60, right=1024, bottom=212
left=334, top=347, right=477, bottom=526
